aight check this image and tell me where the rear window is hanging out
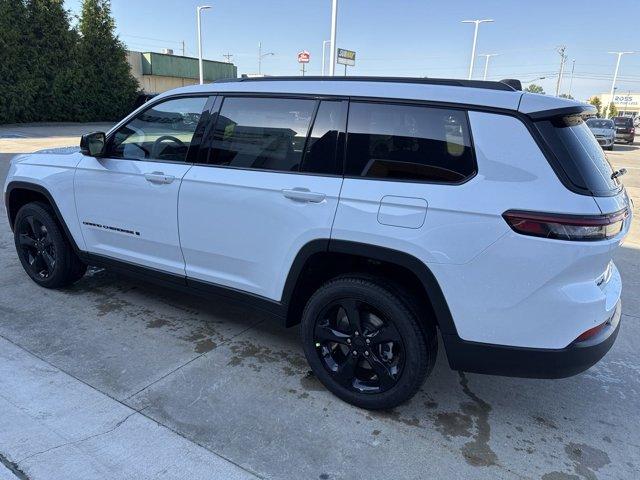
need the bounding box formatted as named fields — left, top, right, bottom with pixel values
left=586, top=119, right=613, bottom=129
left=535, top=115, right=621, bottom=196
left=614, top=117, right=632, bottom=126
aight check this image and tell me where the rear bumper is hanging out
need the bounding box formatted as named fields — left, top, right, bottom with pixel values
left=442, top=299, right=622, bottom=379
left=615, top=133, right=634, bottom=142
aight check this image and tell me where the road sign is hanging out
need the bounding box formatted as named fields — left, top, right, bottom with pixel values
left=297, top=51, right=310, bottom=63
left=337, top=48, right=356, bottom=66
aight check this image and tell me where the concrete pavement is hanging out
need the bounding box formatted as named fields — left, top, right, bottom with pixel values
left=0, top=124, right=639, bottom=479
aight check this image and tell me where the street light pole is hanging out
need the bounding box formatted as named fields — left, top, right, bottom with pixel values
left=329, top=0, right=338, bottom=76
left=607, top=51, right=634, bottom=116
left=258, top=41, right=274, bottom=75
left=196, top=5, right=211, bottom=85
left=322, top=40, right=330, bottom=76
left=567, top=59, right=576, bottom=97
left=462, top=19, right=493, bottom=80
left=479, top=53, right=498, bottom=81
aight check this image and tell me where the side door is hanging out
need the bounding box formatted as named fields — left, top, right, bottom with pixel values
left=178, top=96, right=347, bottom=300
left=74, top=95, right=211, bottom=275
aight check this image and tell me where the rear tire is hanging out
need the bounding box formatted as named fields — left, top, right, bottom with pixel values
left=300, top=276, right=436, bottom=410
left=13, top=202, right=86, bottom=288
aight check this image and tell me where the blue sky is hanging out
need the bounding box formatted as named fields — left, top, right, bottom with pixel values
left=64, top=0, right=640, bottom=101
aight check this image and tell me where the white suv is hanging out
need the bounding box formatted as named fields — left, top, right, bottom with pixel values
left=4, top=77, right=631, bottom=409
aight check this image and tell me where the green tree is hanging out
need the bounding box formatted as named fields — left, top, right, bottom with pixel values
left=606, top=102, right=618, bottom=118
left=559, top=93, right=574, bottom=100
left=25, top=0, right=79, bottom=121
left=524, top=84, right=545, bottom=94
left=589, top=96, right=602, bottom=117
left=74, top=0, right=139, bottom=121
left=0, top=1, right=34, bottom=123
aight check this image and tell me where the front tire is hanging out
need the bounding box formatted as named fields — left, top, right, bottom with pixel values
left=300, top=277, right=436, bottom=409
left=13, top=202, right=86, bottom=288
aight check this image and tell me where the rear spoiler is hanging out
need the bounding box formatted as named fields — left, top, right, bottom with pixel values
left=527, top=104, right=597, bottom=121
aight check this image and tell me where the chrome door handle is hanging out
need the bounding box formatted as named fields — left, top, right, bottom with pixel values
left=144, top=172, right=175, bottom=184
left=282, top=188, right=326, bottom=203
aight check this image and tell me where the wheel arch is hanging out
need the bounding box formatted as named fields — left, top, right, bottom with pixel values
left=5, top=181, right=82, bottom=253
left=282, top=239, right=458, bottom=336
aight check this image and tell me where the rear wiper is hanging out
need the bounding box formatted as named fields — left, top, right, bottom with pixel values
left=611, top=168, right=627, bottom=180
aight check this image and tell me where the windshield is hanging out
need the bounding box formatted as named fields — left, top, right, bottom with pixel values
left=535, top=115, right=620, bottom=196
left=586, top=119, right=613, bottom=129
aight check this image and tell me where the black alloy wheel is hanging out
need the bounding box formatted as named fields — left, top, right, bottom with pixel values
left=17, top=215, right=56, bottom=279
left=301, top=277, right=436, bottom=410
left=313, top=298, right=404, bottom=394
left=13, top=202, right=87, bottom=288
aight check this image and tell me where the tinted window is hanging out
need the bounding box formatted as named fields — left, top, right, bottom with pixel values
left=300, top=100, right=347, bottom=175
left=345, top=102, right=475, bottom=182
left=536, top=115, right=620, bottom=196
left=108, top=97, right=208, bottom=162
left=209, top=97, right=315, bottom=172
left=614, top=117, right=632, bottom=126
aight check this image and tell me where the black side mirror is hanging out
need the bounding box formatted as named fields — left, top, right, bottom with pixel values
left=80, top=132, right=106, bottom=157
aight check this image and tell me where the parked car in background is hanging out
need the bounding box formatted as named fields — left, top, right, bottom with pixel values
left=613, top=116, right=635, bottom=144
left=587, top=118, right=615, bottom=150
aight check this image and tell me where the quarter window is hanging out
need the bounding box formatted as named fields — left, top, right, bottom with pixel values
left=209, top=97, right=316, bottom=172
left=108, top=96, right=208, bottom=162
left=345, top=102, right=475, bottom=182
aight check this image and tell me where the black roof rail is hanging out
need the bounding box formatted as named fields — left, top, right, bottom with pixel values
left=213, top=76, right=517, bottom=92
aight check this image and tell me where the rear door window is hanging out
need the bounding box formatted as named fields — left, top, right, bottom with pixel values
left=535, top=115, right=620, bottom=196
left=208, top=96, right=315, bottom=172
left=345, top=102, right=475, bottom=183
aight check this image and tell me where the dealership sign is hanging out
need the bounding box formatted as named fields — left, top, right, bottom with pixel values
left=297, top=51, right=310, bottom=63
left=337, top=48, right=356, bottom=66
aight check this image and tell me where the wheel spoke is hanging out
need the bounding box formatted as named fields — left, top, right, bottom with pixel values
left=340, top=299, right=362, bottom=334
left=30, top=253, right=46, bottom=273
left=333, top=354, right=358, bottom=388
left=19, top=234, right=36, bottom=248
left=366, top=352, right=397, bottom=390
left=315, top=322, right=350, bottom=345
left=369, top=322, right=402, bottom=345
left=26, top=217, right=40, bottom=238
left=41, top=251, right=55, bottom=272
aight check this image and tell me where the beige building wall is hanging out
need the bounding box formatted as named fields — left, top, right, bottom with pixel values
left=595, top=92, right=640, bottom=116
left=126, top=51, right=199, bottom=94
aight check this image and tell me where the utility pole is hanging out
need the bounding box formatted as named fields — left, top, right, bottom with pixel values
left=479, top=53, right=498, bottom=81
left=555, top=46, right=567, bottom=97
left=607, top=51, right=634, bottom=117
left=196, top=5, right=212, bottom=84
left=462, top=19, right=493, bottom=80
left=322, top=40, right=330, bottom=76
left=182, top=40, right=186, bottom=56
left=223, top=52, right=233, bottom=63
left=567, top=59, right=575, bottom=97
left=329, top=0, right=338, bottom=76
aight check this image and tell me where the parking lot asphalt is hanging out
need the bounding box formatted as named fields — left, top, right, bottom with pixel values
left=0, top=124, right=639, bottom=480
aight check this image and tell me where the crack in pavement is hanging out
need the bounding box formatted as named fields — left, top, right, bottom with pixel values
left=16, top=408, right=142, bottom=464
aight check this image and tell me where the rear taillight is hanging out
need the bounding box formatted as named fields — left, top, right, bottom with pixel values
left=503, top=208, right=628, bottom=241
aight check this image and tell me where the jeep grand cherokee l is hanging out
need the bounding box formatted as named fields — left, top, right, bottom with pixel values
left=4, top=77, right=631, bottom=409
